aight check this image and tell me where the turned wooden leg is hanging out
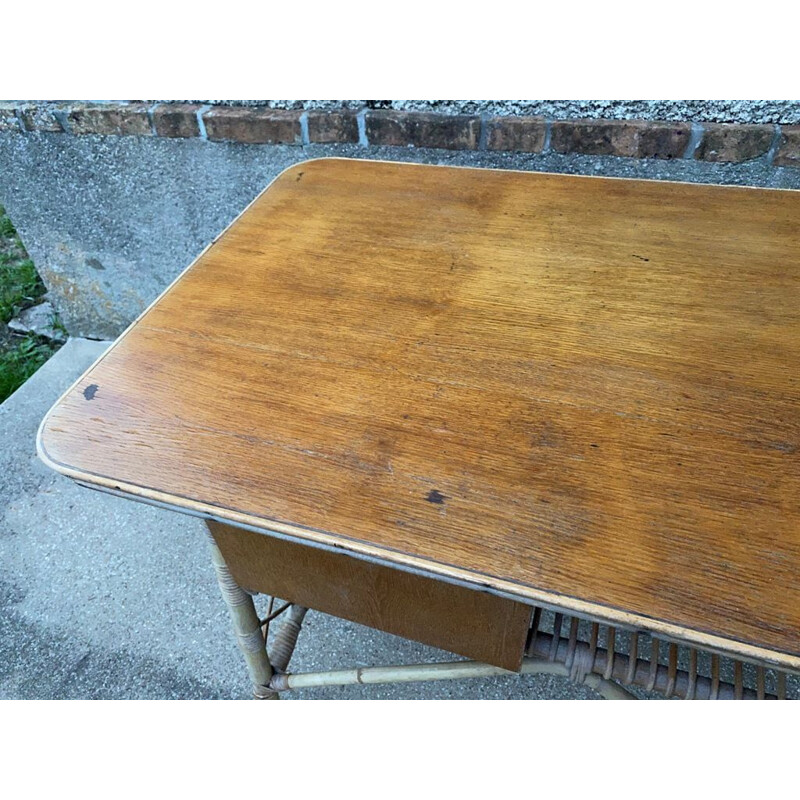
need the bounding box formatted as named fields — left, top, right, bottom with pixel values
left=207, top=532, right=277, bottom=699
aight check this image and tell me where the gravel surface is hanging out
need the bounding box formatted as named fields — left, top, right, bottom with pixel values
left=173, top=100, right=800, bottom=124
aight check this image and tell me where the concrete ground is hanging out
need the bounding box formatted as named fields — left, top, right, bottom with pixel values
left=0, top=338, right=601, bottom=699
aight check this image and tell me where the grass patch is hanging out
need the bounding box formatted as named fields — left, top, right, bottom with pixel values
left=1, top=255, right=46, bottom=323
left=0, top=204, right=63, bottom=403
left=1, top=204, right=47, bottom=323
left=0, top=214, right=16, bottom=239
left=0, top=333, right=55, bottom=400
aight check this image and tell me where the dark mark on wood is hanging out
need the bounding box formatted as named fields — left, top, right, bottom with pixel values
left=83, top=384, right=99, bottom=401
left=772, top=442, right=797, bottom=454
left=426, top=489, right=446, bottom=504
left=632, top=254, right=650, bottom=262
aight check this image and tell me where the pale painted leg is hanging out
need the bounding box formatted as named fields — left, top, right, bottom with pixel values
left=208, top=536, right=276, bottom=699
left=270, top=605, right=309, bottom=673
left=269, top=656, right=639, bottom=698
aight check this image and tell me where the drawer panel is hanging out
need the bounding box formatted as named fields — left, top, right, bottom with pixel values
left=208, top=521, right=531, bottom=671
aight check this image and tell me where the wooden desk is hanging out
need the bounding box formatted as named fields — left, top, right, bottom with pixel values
left=38, top=158, right=800, bottom=699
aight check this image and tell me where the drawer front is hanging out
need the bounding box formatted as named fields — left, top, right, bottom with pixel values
left=208, top=521, right=531, bottom=671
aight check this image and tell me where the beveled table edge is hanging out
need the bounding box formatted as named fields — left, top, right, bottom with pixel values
left=36, top=157, right=800, bottom=675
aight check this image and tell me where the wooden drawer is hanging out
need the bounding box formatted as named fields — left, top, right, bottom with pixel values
left=208, top=521, right=531, bottom=671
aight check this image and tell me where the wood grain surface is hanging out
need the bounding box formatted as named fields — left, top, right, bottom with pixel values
left=38, top=158, right=800, bottom=668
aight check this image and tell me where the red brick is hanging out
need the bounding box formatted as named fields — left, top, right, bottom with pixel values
left=486, top=116, right=546, bottom=153
left=636, top=122, right=691, bottom=159
left=551, top=119, right=637, bottom=157
left=307, top=110, right=359, bottom=144
left=18, top=103, right=64, bottom=132
left=153, top=103, right=201, bottom=138
left=203, top=107, right=302, bottom=144
left=695, top=124, right=774, bottom=163
left=67, top=103, right=153, bottom=136
left=772, top=126, right=800, bottom=168
left=551, top=119, right=689, bottom=159
left=365, top=110, right=480, bottom=150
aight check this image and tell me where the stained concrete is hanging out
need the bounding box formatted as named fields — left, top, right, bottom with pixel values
left=1, top=132, right=799, bottom=339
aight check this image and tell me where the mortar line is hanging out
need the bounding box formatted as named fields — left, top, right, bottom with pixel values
left=478, top=112, right=489, bottom=151
left=147, top=103, right=161, bottom=136
left=357, top=108, right=368, bottom=147
left=299, top=111, right=310, bottom=146
left=52, top=105, right=71, bottom=135
left=766, top=124, right=782, bottom=165
left=683, top=122, right=704, bottom=159
left=196, top=104, right=212, bottom=141
left=13, top=107, right=26, bottom=132
left=542, top=119, right=552, bottom=153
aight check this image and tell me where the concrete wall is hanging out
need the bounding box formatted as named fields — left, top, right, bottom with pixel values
left=1, top=118, right=800, bottom=339
left=0, top=133, right=302, bottom=338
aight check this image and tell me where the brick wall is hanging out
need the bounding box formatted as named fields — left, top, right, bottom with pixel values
left=3, top=102, right=799, bottom=167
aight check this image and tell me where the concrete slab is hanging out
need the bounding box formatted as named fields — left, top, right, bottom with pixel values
left=0, top=338, right=597, bottom=698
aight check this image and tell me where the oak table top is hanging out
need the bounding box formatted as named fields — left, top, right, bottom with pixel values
left=39, top=157, right=800, bottom=671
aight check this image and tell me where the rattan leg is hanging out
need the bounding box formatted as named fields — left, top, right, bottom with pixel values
left=208, top=536, right=277, bottom=699
left=270, top=605, right=309, bottom=673
left=269, top=657, right=639, bottom=697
